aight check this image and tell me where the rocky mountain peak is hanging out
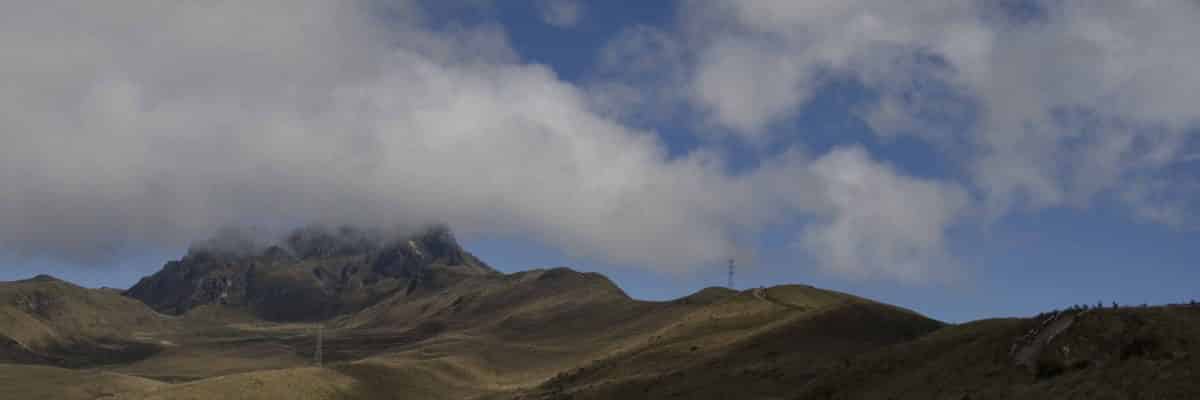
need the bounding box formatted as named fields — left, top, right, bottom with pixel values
left=124, top=224, right=495, bottom=321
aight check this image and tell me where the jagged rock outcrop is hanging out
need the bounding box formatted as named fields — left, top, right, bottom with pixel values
left=124, top=225, right=496, bottom=321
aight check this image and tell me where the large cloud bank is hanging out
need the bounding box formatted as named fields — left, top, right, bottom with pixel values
left=1, top=1, right=1195, bottom=283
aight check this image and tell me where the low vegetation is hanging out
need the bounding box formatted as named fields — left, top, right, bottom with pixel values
left=2, top=228, right=1196, bottom=399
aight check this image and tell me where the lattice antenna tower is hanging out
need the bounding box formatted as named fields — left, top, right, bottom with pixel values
left=727, top=258, right=735, bottom=289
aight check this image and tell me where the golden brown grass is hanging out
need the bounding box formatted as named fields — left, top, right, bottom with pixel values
left=110, top=367, right=356, bottom=400
left=19, top=270, right=1190, bottom=400
left=0, top=364, right=163, bottom=400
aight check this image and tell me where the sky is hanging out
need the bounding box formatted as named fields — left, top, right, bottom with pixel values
left=2, top=0, right=1199, bottom=323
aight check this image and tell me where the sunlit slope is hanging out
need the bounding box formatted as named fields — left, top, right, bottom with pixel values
left=489, top=284, right=944, bottom=400
left=328, top=267, right=713, bottom=392
left=13, top=265, right=1189, bottom=400
left=0, top=275, right=170, bottom=367
left=0, top=364, right=164, bottom=400
left=99, top=271, right=939, bottom=400
left=109, top=367, right=357, bottom=400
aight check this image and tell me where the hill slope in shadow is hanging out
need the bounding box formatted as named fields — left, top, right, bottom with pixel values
left=796, top=305, right=1200, bottom=399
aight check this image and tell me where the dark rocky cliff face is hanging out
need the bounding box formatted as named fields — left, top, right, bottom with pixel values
left=124, top=225, right=496, bottom=321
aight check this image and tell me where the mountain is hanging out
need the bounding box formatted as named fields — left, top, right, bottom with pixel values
left=2, top=226, right=1198, bottom=399
left=124, top=224, right=495, bottom=321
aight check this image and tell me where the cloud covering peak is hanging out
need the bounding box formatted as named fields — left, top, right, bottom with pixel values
left=0, top=0, right=729, bottom=268
left=0, top=0, right=896, bottom=274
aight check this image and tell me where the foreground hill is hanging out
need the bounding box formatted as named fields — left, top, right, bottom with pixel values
left=796, top=305, right=1200, bottom=399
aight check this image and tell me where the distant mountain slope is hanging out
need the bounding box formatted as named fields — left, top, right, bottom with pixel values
left=0, top=275, right=169, bottom=367
left=125, top=225, right=495, bottom=321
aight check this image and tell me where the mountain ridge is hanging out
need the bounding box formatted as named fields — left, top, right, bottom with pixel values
left=2, top=227, right=1197, bottom=399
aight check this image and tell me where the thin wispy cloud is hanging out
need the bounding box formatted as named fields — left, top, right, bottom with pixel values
left=536, top=0, right=583, bottom=28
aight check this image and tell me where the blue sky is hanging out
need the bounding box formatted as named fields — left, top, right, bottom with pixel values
left=459, top=1, right=1200, bottom=321
left=2, top=0, right=1199, bottom=323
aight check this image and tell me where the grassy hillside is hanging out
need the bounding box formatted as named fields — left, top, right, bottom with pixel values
left=74, top=270, right=945, bottom=400
left=109, top=367, right=357, bottom=400
left=0, top=275, right=170, bottom=367
left=4, top=265, right=1198, bottom=400
left=490, top=285, right=943, bottom=400
left=0, top=364, right=164, bottom=400
left=796, top=305, right=1200, bottom=399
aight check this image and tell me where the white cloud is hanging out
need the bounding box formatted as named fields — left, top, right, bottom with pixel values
left=0, top=0, right=822, bottom=275
left=0, top=0, right=727, bottom=268
left=680, top=0, right=977, bottom=137
left=670, top=0, right=1200, bottom=225
left=11, top=0, right=1135, bottom=285
left=536, top=0, right=583, bottom=29
left=691, top=38, right=819, bottom=136
left=547, top=0, right=1200, bottom=280
left=802, top=147, right=969, bottom=282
